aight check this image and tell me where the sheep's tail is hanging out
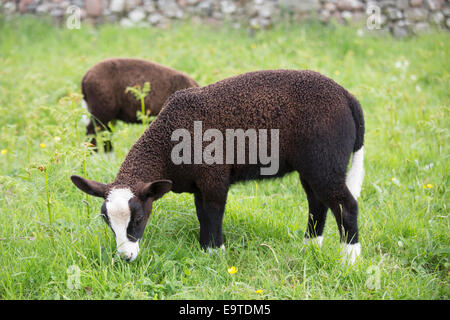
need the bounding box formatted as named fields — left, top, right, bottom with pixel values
left=80, top=75, right=90, bottom=126
left=345, top=92, right=365, bottom=199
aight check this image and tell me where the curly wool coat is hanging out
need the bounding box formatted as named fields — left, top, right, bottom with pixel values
left=81, top=58, right=198, bottom=148
left=109, top=69, right=365, bottom=253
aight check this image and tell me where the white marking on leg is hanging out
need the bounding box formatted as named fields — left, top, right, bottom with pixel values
left=346, top=146, right=364, bottom=199
left=341, top=242, right=361, bottom=265
left=207, top=244, right=226, bottom=255
left=304, top=236, right=323, bottom=247
left=106, top=188, right=139, bottom=261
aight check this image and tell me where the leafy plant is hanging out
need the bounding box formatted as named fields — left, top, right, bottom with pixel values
left=125, top=82, right=151, bottom=126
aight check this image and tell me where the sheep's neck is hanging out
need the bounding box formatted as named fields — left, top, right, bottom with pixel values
left=113, top=132, right=168, bottom=189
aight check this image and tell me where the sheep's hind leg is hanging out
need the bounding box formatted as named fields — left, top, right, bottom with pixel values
left=305, top=178, right=360, bottom=265
left=327, top=187, right=360, bottom=265
left=194, top=191, right=226, bottom=253
left=300, top=177, right=328, bottom=248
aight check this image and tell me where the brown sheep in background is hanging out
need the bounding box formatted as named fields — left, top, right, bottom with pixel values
left=71, top=70, right=365, bottom=265
left=81, top=58, right=198, bottom=150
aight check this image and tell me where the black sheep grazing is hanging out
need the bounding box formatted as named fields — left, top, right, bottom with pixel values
left=81, top=58, right=198, bottom=150
left=71, top=70, right=365, bottom=264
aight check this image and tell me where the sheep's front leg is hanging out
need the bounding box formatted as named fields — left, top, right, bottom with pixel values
left=86, top=118, right=113, bottom=152
left=86, top=119, right=98, bottom=148
left=194, top=192, right=226, bottom=250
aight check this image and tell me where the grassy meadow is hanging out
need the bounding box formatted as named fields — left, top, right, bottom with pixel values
left=0, top=16, right=448, bottom=300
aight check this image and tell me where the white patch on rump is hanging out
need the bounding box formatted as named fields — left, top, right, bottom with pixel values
left=346, top=146, right=364, bottom=199
left=106, top=188, right=139, bottom=261
left=81, top=99, right=90, bottom=126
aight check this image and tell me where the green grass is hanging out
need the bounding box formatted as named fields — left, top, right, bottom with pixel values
left=0, top=16, right=448, bottom=300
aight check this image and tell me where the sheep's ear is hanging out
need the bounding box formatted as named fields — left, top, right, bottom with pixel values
left=138, top=180, right=172, bottom=201
left=70, top=175, right=107, bottom=198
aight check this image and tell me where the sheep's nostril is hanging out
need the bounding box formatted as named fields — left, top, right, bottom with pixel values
left=123, top=252, right=134, bottom=262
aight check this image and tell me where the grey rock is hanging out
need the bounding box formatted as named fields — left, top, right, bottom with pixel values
left=257, top=2, right=275, bottom=18
left=158, top=0, right=183, bottom=18
left=341, top=10, right=352, bottom=20
left=405, top=8, right=428, bottom=21
left=148, top=12, right=163, bottom=24
left=245, top=3, right=258, bottom=17
left=212, top=10, right=223, bottom=20
left=126, top=0, right=141, bottom=11
left=430, top=11, right=444, bottom=24
left=443, top=7, right=450, bottom=16
left=378, top=0, right=396, bottom=7
left=396, top=19, right=411, bottom=27
left=50, top=8, right=64, bottom=17
left=72, top=0, right=85, bottom=8
left=392, top=24, right=409, bottom=37
left=143, top=0, right=156, bottom=13
left=336, top=0, right=364, bottom=11
left=380, top=14, right=388, bottom=25
left=279, top=0, right=320, bottom=12
left=198, top=0, right=215, bottom=17
left=386, top=7, right=403, bottom=20
left=128, top=8, right=146, bottom=22
left=36, top=4, right=50, bottom=14
left=319, top=9, right=331, bottom=22
left=120, top=17, right=134, bottom=27
left=446, top=17, right=450, bottom=28
left=424, top=0, right=443, bottom=11
left=3, top=1, right=17, bottom=14
left=220, top=1, right=237, bottom=14
left=110, top=0, right=125, bottom=13
left=409, top=0, right=423, bottom=7
left=324, top=2, right=337, bottom=12
left=60, top=1, right=72, bottom=9
left=396, top=0, right=410, bottom=9
left=24, top=2, right=39, bottom=13
left=413, top=22, right=430, bottom=33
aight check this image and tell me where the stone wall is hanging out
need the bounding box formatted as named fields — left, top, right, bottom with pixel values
left=1, top=0, right=449, bottom=37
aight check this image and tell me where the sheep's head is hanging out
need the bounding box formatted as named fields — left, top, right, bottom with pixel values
left=70, top=175, right=172, bottom=262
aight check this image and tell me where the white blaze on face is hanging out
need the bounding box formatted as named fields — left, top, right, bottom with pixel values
left=106, top=188, right=140, bottom=261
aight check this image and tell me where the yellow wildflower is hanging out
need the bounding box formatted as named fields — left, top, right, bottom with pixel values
left=40, top=143, right=46, bottom=148
left=255, top=289, right=263, bottom=294
left=227, top=266, right=238, bottom=275
left=1, top=149, right=7, bottom=155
